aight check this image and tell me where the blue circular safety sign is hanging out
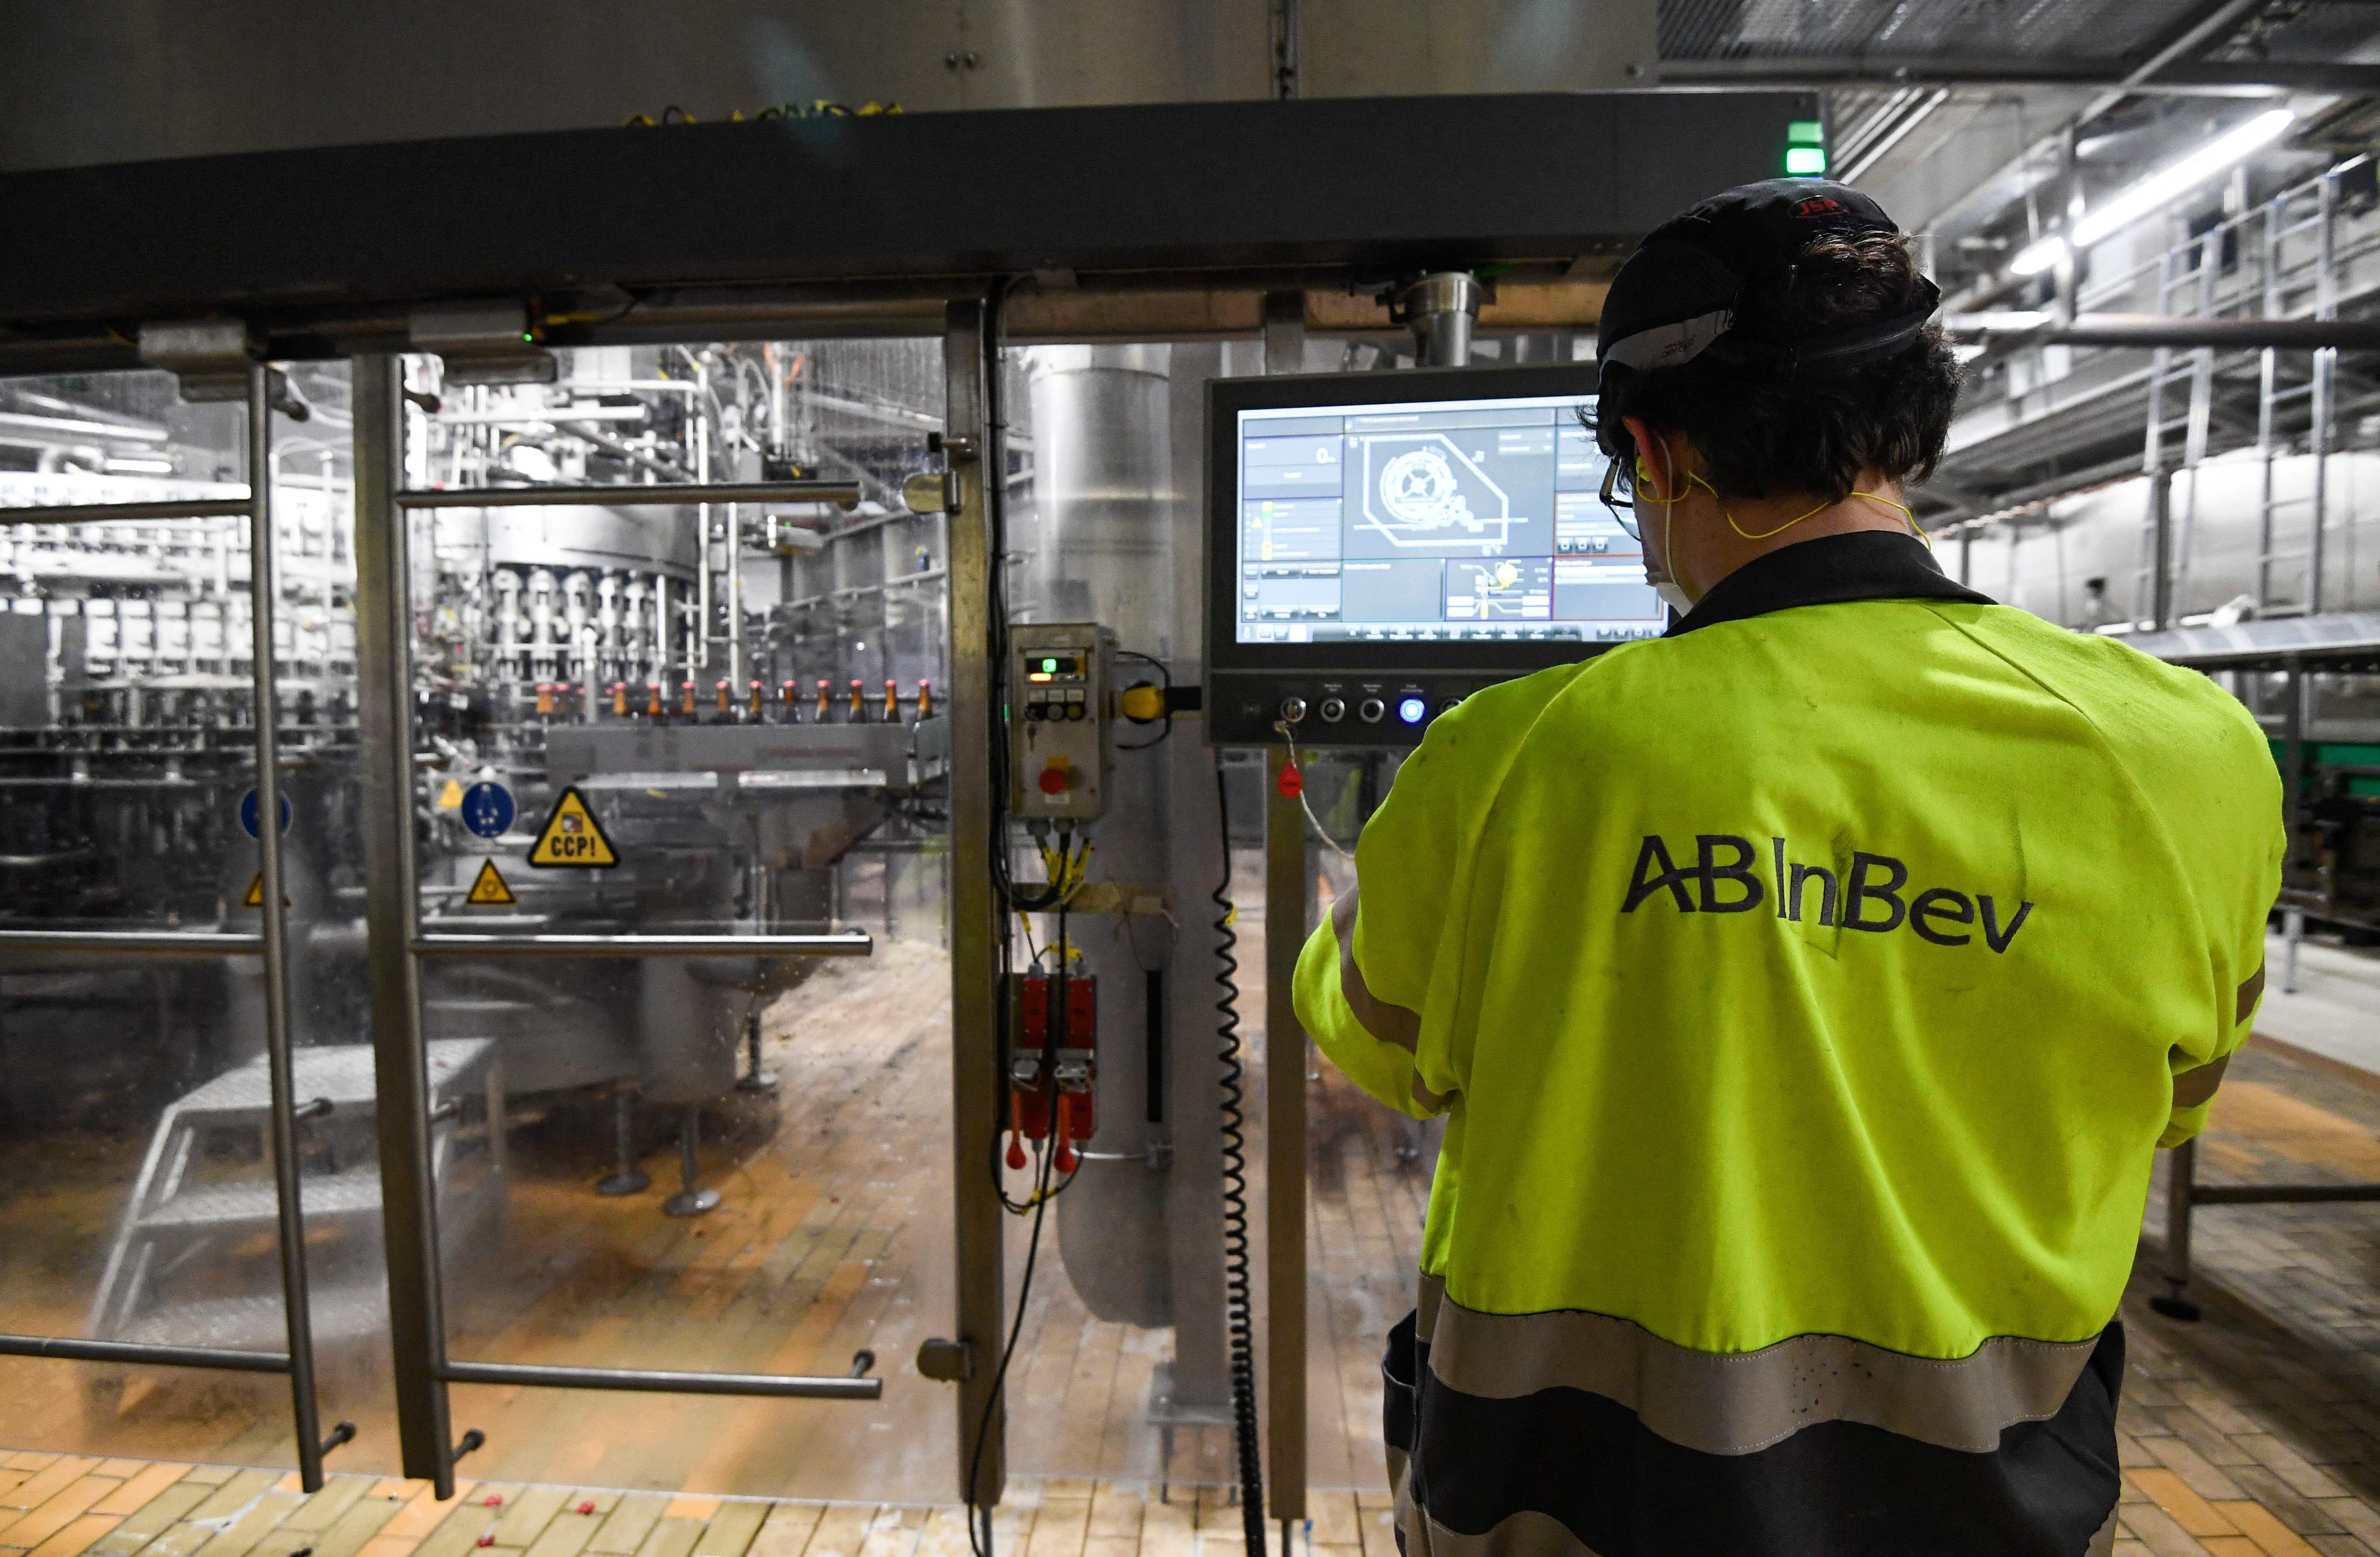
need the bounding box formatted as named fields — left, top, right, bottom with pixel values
left=239, top=789, right=293, bottom=839
left=460, top=780, right=516, bottom=840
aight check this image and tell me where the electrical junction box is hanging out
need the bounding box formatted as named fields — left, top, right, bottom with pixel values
left=1009, top=622, right=1114, bottom=821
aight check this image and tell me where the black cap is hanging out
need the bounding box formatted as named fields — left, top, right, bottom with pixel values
left=1596, top=179, right=1940, bottom=394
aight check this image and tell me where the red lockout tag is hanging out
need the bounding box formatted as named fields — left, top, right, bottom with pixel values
left=1277, top=760, right=1304, bottom=799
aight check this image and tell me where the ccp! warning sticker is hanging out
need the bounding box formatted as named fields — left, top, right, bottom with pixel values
left=526, top=786, right=618, bottom=868
left=465, top=858, right=517, bottom=905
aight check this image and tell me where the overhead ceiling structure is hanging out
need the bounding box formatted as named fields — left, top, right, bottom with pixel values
left=1657, top=0, right=2380, bottom=536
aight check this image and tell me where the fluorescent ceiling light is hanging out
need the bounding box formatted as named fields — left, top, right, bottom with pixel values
left=2004, top=110, right=2296, bottom=282
left=2071, top=109, right=2296, bottom=250
left=2011, top=237, right=2068, bottom=276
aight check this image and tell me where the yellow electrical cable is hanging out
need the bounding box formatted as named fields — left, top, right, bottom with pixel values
left=1639, top=459, right=1930, bottom=548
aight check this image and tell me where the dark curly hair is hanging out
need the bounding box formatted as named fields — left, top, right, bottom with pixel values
left=1595, top=232, right=1962, bottom=504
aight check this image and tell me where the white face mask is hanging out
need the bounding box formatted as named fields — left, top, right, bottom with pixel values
left=1643, top=446, right=1696, bottom=617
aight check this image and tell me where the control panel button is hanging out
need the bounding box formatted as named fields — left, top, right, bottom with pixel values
left=1037, top=759, right=1071, bottom=795
left=1279, top=696, right=1307, bottom=724
left=1318, top=696, right=1346, bottom=722
left=1438, top=697, right=1464, bottom=717
left=1396, top=695, right=1428, bottom=726
left=1357, top=697, right=1386, bottom=723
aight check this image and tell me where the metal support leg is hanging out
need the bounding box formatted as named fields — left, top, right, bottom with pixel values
left=736, top=1007, right=778, bottom=1093
left=943, top=297, right=1008, bottom=1511
left=354, top=353, right=459, bottom=1490
left=1265, top=748, right=1308, bottom=1532
left=2284, top=908, right=2305, bottom=995
left=248, top=362, right=346, bottom=1491
left=596, top=1091, right=650, bottom=1196
left=2151, top=1138, right=2203, bottom=1322
left=662, top=1106, right=720, bottom=1217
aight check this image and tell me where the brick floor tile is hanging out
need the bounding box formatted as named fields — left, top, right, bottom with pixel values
left=2306, top=1537, right=2380, bottom=1556
left=28, top=1515, right=123, bottom=1557
left=2150, top=1437, right=2253, bottom=1501
left=2124, top=1502, right=2220, bottom=1555
left=2239, top=1437, right=2354, bottom=1500
left=2227, top=1467, right=2348, bottom=1535
left=2132, top=1470, right=2245, bottom=1537
left=91, top=1467, right=188, bottom=1519
left=2316, top=1501, right=2380, bottom=1546
left=2213, top=1500, right=2327, bottom=1556
left=2168, top=1409, right=2264, bottom=1467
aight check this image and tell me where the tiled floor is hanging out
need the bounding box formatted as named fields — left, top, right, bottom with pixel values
left=0, top=1463, right=1392, bottom=1557
left=20, top=910, right=2380, bottom=1550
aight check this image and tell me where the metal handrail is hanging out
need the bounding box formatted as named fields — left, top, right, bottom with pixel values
left=439, top=1352, right=882, bottom=1400
left=393, top=480, right=861, bottom=510
left=0, top=930, right=265, bottom=954
left=0, top=1332, right=290, bottom=1372
left=0, top=499, right=252, bottom=525
left=411, top=931, right=873, bottom=957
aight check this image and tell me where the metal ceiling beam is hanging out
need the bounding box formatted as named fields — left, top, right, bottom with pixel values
left=1949, top=315, right=2380, bottom=348
left=1663, top=57, right=2380, bottom=91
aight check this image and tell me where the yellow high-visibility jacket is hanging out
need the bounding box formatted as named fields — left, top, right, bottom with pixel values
left=1294, top=531, right=2281, bottom=1557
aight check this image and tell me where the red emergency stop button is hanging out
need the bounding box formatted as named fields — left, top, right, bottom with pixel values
left=1037, top=759, right=1071, bottom=796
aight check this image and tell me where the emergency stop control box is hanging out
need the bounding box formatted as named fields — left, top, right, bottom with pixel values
left=1009, top=622, right=1114, bottom=821
left=1005, top=971, right=1098, bottom=1169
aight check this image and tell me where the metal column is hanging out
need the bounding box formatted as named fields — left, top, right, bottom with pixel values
left=247, top=361, right=340, bottom=1492
left=354, top=353, right=457, bottom=1489
left=1261, top=293, right=1308, bottom=1541
left=1264, top=750, right=1307, bottom=1535
left=943, top=298, right=1009, bottom=1510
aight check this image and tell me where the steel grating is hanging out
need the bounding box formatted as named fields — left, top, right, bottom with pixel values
left=1659, top=0, right=2219, bottom=62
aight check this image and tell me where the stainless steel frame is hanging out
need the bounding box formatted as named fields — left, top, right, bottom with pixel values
left=0, top=498, right=256, bottom=525
left=0, top=931, right=264, bottom=954
left=411, top=933, right=872, bottom=957
left=0, top=364, right=343, bottom=1490
left=942, top=297, right=1007, bottom=1511
left=0, top=1336, right=290, bottom=1371
left=1263, top=749, right=1307, bottom=1534
left=441, top=1357, right=881, bottom=1400
left=354, top=360, right=896, bottom=1495
left=391, top=481, right=861, bottom=510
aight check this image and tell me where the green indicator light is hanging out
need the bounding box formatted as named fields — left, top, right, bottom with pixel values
left=1785, top=146, right=1827, bottom=176
left=1787, top=120, right=1825, bottom=144
left=1041, top=658, right=1058, bottom=672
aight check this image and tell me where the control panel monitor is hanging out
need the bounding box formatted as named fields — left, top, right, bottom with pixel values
left=1205, top=364, right=1656, bottom=745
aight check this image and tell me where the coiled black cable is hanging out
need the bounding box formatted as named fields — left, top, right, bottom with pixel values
left=1214, top=763, right=1267, bottom=1557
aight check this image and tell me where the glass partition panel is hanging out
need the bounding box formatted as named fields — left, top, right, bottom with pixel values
left=405, top=340, right=955, bottom=1499
left=0, top=363, right=372, bottom=1467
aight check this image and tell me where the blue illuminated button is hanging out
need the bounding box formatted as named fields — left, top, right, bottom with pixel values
left=1397, top=696, right=1428, bottom=726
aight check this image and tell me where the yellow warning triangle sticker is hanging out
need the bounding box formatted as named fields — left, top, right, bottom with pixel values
left=242, top=872, right=291, bottom=908
left=465, top=858, right=517, bottom=905
left=437, top=778, right=466, bottom=810
left=526, top=786, right=619, bottom=868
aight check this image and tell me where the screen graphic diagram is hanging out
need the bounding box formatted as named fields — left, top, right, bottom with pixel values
left=1235, top=393, right=1661, bottom=645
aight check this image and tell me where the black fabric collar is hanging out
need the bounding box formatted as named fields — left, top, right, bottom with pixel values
left=1665, top=529, right=1993, bottom=638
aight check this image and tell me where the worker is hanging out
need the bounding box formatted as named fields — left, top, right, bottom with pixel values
left=1294, top=179, right=2282, bottom=1556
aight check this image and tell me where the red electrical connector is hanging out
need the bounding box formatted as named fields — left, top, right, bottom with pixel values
left=1007, top=972, right=1097, bottom=1170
